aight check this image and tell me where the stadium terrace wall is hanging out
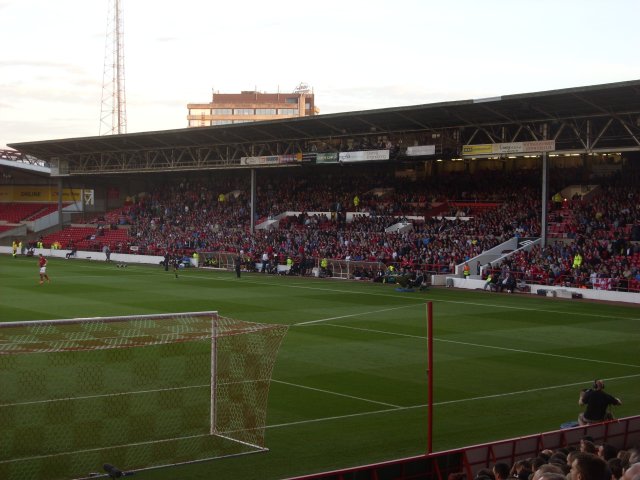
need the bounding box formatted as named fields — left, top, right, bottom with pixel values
left=286, top=416, right=640, bottom=480
left=0, top=224, right=27, bottom=239
left=442, top=276, right=640, bottom=305
left=0, top=247, right=167, bottom=266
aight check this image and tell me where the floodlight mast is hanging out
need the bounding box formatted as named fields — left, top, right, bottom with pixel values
left=100, top=0, right=127, bottom=135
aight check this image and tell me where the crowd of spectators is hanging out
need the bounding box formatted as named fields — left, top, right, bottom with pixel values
left=495, top=236, right=640, bottom=292
left=44, top=165, right=639, bottom=291
left=449, top=438, right=639, bottom=480
left=491, top=171, right=640, bottom=292
left=102, top=169, right=546, bottom=273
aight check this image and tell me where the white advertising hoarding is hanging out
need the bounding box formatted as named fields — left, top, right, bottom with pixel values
left=339, top=150, right=390, bottom=163
left=406, top=145, right=436, bottom=156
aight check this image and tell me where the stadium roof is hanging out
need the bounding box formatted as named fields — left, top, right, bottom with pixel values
left=9, top=79, right=640, bottom=160
left=0, top=149, right=51, bottom=176
left=0, top=159, right=50, bottom=176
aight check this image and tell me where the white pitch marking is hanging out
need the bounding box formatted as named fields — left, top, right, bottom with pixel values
left=272, top=379, right=401, bottom=408
left=320, top=323, right=640, bottom=369
left=49, top=261, right=640, bottom=322
left=295, top=304, right=417, bottom=326
left=266, top=372, right=640, bottom=431
left=189, top=272, right=640, bottom=322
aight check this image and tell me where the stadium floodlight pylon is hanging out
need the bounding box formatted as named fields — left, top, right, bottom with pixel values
left=0, top=312, right=288, bottom=480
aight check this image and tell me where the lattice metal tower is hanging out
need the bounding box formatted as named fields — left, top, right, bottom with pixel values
left=99, top=0, right=127, bottom=135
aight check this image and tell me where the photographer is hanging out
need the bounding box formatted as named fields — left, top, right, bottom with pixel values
left=578, top=380, right=621, bottom=425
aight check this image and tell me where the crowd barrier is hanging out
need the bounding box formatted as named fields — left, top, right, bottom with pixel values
left=443, top=276, right=640, bottom=305
left=286, top=416, right=640, bottom=480
left=0, top=246, right=166, bottom=266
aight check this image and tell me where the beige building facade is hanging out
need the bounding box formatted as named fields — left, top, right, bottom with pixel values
left=187, top=87, right=317, bottom=127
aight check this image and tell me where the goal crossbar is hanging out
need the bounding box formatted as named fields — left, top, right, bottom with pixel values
left=0, top=311, right=273, bottom=354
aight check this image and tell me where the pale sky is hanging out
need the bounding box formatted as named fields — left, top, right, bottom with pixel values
left=2, top=0, right=640, bottom=149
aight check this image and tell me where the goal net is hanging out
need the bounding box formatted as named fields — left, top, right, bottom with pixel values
left=0, top=311, right=288, bottom=480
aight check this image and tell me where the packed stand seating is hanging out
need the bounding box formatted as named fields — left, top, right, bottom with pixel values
left=37, top=165, right=639, bottom=292
left=493, top=169, right=640, bottom=293
left=124, top=180, right=252, bottom=255
left=111, top=169, right=548, bottom=276
left=85, top=169, right=596, bottom=277
left=498, top=236, right=640, bottom=293
left=556, top=180, right=638, bottom=241
left=88, top=206, right=135, bottom=226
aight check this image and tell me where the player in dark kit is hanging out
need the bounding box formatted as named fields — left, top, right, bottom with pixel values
left=173, top=255, right=181, bottom=278
left=235, top=253, right=242, bottom=278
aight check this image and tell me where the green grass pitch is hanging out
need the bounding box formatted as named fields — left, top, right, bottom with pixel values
left=1, top=254, right=639, bottom=479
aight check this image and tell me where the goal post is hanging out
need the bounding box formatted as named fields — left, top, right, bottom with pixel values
left=0, top=311, right=288, bottom=480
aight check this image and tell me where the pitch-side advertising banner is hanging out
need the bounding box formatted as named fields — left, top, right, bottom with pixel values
left=462, top=140, right=556, bottom=156
left=339, top=150, right=390, bottom=162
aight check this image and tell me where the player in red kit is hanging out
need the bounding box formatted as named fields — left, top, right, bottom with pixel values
left=38, top=254, right=51, bottom=285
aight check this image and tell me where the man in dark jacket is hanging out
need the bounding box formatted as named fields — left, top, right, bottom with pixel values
left=578, top=380, right=621, bottom=425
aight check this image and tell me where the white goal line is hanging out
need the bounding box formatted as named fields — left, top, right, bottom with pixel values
left=0, top=431, right=265, bottom=466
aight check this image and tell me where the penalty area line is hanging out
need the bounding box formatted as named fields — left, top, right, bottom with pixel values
left=294, top=304, right=419, bottom=326
left=322, top=323, right=640, bottom=369
left=266, top=372, right=640, bottom=431
left=272, top=379, right=401, bottom=408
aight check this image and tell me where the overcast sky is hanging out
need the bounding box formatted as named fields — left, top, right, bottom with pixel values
left=1, top=0, right=640, bottom=149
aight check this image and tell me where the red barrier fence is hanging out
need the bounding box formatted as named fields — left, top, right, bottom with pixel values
left=285, top=416, right=640, bottom=480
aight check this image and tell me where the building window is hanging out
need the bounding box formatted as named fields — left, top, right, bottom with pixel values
left=233, top=119, right=254, bottom=124
left=278, top=108, right=299, bottom=115
left=190, top=108, right=211, bottom=115
left=213, top=108, right=232, bottom=115
left=285, top=98, right=298, bottom=104
left=212, top=120, right=233, bottom=125
left=255, top=108, right=276, bottom=115
left=234, top=108, right=254, bottom=115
